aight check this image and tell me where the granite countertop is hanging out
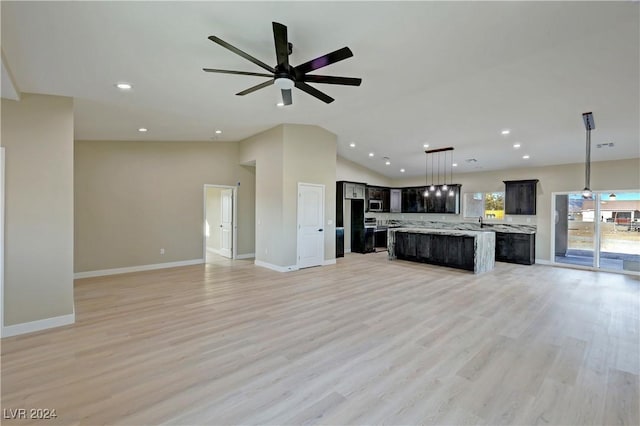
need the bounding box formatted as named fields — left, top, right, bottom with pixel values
left=388, top=227, right=495, bottom=237
left=488, top=227, right=536, bottom=234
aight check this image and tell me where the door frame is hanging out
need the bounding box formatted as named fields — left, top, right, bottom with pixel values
left=550, top=189, right=640, bottom=275
left=203, top=184, right=237, bottom=260
left=297, top=182, right=325, bottom=269
left=1, top=147, right=5, bottom=334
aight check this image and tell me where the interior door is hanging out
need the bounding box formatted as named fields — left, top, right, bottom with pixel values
left=219, top=188, right=233, bottom=258
left=297, top=183, right=325, bottom=268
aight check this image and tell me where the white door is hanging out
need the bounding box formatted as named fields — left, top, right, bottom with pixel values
left=219, top=189, right=233, bottom=258
left=297, top=183, right=325, bottom=269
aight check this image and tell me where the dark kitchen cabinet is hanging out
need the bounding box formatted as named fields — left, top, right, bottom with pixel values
left=401, top=187, right=427, bottom=213
left=365, top=186, right=391, bottom=212
left=504, top=180, right=538, bottom=215
left=350, top=199, right=365, bottom=253
left=336, top=227, right=344, bottom=258
left=400, top=185, right=461, bottom=214
left=394, top=232, right=475, bottom=271
left=336, top=182, right=344, bottom=227
left=495, top=232, right=535, bottom=265
left=395, top=232, right=418, bottom=261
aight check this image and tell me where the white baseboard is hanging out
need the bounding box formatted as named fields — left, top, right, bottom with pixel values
left=74, top=259, right=204, bottom=279
left=323, top=259, right=337, bottom=266
left=254, top=260, right=299, bottom=272
left=206, top=247, right=222, bottom=255
left=2, top=312, right=75, bottom=338
left=345, top=249, right=352, bottom=253
left=236, top=253, right=255, bottom=260
left=535, top=258, right=553, bottom=265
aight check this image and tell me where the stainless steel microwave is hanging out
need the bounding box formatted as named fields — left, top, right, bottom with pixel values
left=369, top=199, right=383, bottom=212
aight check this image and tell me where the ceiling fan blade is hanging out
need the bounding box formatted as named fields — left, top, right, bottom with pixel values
left=294, top=82, right=334, bottom=104
left=295, top=47, right=353, bottom=74
left=236, top=80, right=274, bottom=96
left=301, top=75, right=362, bottom=86
left=208, top=35, right=275, bottom=73
left=282, top=89, right=292, bottom=105
left=203, top=68, right=274, bottom=78
left=273, top=22, right=290, bottom=69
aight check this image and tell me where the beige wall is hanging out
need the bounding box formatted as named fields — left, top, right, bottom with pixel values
left=205, top=187, right=222, bottom=252
left=239, top=126, right=284, bottom=266
left=283, top=125, right=337, bottom=264
left=337, top=156, right=392, bottom=187
left=240, top=124, right=337, bottom=268
left=74, top=140, right=255, bottom=272
left=1, top=94, right=75, bottom=325
left=390, top=158, right=640, bottom=261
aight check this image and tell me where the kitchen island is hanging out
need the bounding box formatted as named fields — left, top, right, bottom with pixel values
left=388, top=227, right=495, bottom=273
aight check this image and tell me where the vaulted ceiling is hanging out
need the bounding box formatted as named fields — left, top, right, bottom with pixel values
left=2, top=1, right=638, bottom=177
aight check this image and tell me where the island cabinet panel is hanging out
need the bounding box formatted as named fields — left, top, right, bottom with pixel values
left=495, top=232, right=535, bottom=265
left=394, top=232, right=475, bottom=271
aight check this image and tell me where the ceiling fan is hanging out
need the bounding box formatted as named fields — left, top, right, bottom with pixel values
left=203, top=22, right=362, bottom=105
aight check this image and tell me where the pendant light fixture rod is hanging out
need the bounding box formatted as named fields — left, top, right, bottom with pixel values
left=582, top=112, right=595, bottom=197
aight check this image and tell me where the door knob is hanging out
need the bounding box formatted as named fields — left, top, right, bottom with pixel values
left=318, top=228, right=324, bottom=232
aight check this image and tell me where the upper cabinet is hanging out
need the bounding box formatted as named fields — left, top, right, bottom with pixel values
left=344, top=182, right=365, bottom=199
left=366, top=186, right=391, bottom=212
left=401, top=185, right=460, bottom=214
left=504, top=179, right=538, bottom=215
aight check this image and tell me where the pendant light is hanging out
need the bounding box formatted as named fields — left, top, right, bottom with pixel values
left=609, top=193, right=617, bottom=200
left=435, top=154, right=442, bottom=197
left=424, top=147, right=455, bottom=198
left=442, top=150, right=448, bottom=191
left=429, top=153, right=435, bottom=192
left=582, top=112, right=595, bottom=199
left=423, top=152, right=429, bottom=197
left=448, top=149, right=455, bottom=197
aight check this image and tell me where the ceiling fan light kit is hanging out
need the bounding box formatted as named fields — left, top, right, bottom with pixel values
left=203, top=22, right=362, bottom=106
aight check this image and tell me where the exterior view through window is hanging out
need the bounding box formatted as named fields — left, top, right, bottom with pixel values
left=464, top=192, right=505, bottom=219
left=554, top=191, right=640, bottom=272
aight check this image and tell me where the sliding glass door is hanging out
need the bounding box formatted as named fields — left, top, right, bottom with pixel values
left=554, top=191, right=640, bottom=273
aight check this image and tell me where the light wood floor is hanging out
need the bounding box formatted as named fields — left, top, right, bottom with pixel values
left=1, top=253, right=639, bottom=425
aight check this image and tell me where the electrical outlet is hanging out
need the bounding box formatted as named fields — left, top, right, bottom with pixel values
left=160, top=248, right=165, bottom=255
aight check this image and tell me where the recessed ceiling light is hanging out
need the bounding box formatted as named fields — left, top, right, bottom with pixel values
left=400, top=168, right=405, bottom=173
left=452, top=163, right=458, bottom=167
left=116, top=82, right=132, bottom=90
left=385, top=161, right=391, bottom=165
left=349, top=142, right=356, bottom=148
left=513, top=143, right=521, bottom=149
left=368, top=152, right=374, bottom=157
left=501, top=129, right=511, bottom=135
left=423, top=144, right=429, bottom=148
left=522, top=155, right=530, bottom=159
left=138, top=128, right=147, bottom=132
left=276, top=102, right=284, bottom=107
left=215, top=130, right=222, bottom=134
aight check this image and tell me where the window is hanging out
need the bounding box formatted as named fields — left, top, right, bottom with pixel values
left=463, top=192, right=505, bottom=219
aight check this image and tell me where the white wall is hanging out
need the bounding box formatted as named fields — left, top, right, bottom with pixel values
left=337, top=156, right=392, bottom=187
left=1, top=94, right=75, bottom=326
